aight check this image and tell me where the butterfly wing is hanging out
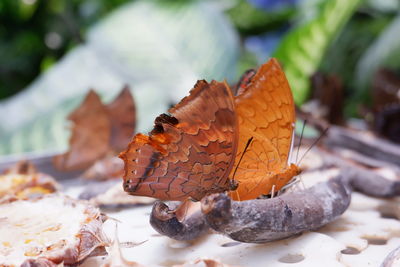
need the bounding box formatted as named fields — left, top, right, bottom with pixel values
left=230, top=58, right=297, bottom=200
left=53, top=90, right=111, bottom=171
left=120, top=80, right=238, bottom=201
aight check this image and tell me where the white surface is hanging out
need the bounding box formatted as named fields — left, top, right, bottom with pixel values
left=63, top=178, right=400, bottom=267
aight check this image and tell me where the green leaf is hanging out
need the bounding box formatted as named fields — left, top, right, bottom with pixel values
left=273, top=0, right=362, bottom=105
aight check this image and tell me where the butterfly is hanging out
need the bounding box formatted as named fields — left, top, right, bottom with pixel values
left=120, top=58, right=299, bottom=201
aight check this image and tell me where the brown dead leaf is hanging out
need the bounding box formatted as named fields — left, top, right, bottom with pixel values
left=107, top=86, right=136, bottom=152
left=53, top=90, right=110, bottom=171
left=53, top=87, right=136, bottom=172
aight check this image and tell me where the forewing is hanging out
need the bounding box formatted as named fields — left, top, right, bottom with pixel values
left=230, top=58, right=296, bottom=200
left=120, top=80, right=237, bottom=201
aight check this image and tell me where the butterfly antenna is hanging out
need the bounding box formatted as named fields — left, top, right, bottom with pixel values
left=231, top=137, right=254, bottom=181
left=296, top=119, right=307, bottom=163
left=298, top=127, right=329, bottom=165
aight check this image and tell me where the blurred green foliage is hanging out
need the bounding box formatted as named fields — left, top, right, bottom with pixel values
left=2, top=0, right=400, bottom=113
left=0, top=0, right=130, bottom=99
left=273, top=0, right=362, bottom=105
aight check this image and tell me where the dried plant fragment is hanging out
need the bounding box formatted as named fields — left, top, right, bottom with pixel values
left=53, top=90, right=111, bottom=171
left=99, top=225, right=145, bottom=267
left=0, top=194, right=108, bottom=266
left=107, top=86, right=137, bottom=152
left=54, top=87, right=135, bottom=175
left=201, top=174, right=351, bottom=243
left=0, top=161, right=59, bottom=203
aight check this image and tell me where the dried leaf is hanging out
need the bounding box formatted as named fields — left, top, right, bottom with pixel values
left=53, top=91, right=110, bottom=171
left=107, top=86, right=136, bottom=152
left=54, top=87, right=136, bottom=173
left=0, top=195, right=108, bottom=266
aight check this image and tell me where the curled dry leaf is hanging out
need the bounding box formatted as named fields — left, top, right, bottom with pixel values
left=53, top=90, right=111, bottom=171
left=0, top=161, right=59, bottom=203
left=201, top=174, right=351, bottom=243
left=0, top=194, right=109, bottom=266
left=107, top=86, right=137, bottom=152
left=54, top=87, right=135, bottom=173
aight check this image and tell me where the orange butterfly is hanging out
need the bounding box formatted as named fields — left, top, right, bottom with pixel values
left=229, top=58, right=300, bottom=200
left=120, top=58, right=299, bottom=201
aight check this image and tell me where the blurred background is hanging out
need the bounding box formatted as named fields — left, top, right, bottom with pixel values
left=0, top=0, right=399, bottom=157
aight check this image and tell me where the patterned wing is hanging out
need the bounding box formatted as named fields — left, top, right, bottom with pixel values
left=230, top=58, right=297, bottom=201
left=53, top=90, right=110, bottom=171
left=107, top=86, right=136, bottom=152
left=119, top=80, right=238, bottom=201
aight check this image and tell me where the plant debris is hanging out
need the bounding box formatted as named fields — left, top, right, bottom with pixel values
left=0, top=161, right=59, bottom=203
left=0, top=194, right=109, bottom=266
left=54, top=87, right=135, bottom=175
